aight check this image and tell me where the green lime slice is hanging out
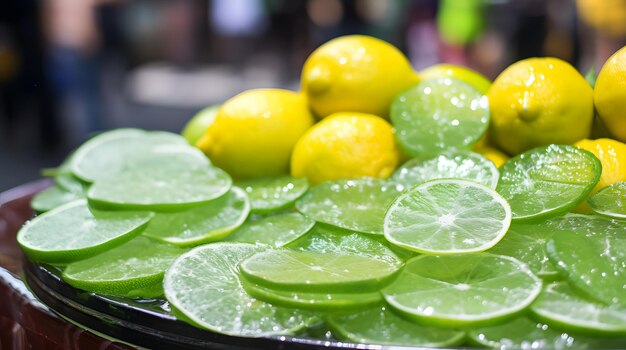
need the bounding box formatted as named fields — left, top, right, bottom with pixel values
left=487, top=222, right=560, bottom=279
left=239, top=249, right=401, bottom=293
left=240, top=276, right=382, bottom=311
left=237, top=176, right=309, bottom=214
left=286, top=224, right=405, bottom=267
left=390, top=150, right=499, bottom=189
left=225, top=212, right=315, bottom=247
left=30, top=186, right=82, bottom=213
left=327, top=306, right=465, bottom=347
left=70, top=128, right=195, bottom=182
left=384, top=179, right=511, bottom=254
left=141, top=187, right=249, bottom=246
left=390, top=77, right=489, bottom=157
left=17, top=199, right=153, bottom=264
left=295, top=179, right=403, bottom=235
left=382, top=254, right=542, bottom=327
left=468, top=316, right=626, bottom=349
left=544, top=213, right=626, bottom=238
left=530, top=282, right=626, bottom=335
left=547, top=231, right=626, bottom=305
left=496, top=145, right=601, bottom=221
left=163, top=242, right=316, bottom=336
left=62, top=236, right=186, bottom=298
left=87, top=162, right=231, bottom=211
left=589, top=182, right=626, bottom=219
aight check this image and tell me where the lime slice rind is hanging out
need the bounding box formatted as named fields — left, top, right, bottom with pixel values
left=237, top=176, right=309, bottom=214
left=588, top=182, right=626, bottom=219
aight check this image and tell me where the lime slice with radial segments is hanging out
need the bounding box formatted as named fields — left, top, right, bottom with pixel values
left=496, top=145, right=601, bottom=221
left=141, top=187, right=249, bottom=246
left=70, top=128, right=195, bottom=182
left=30, top=186, right=82, bottom=213
left=237, top=176, right=309, bottom=214
left=17, top=199, right=153, bottom=264
left=467, top=316, right=626, bottom=349
left=327, top=306, right=465, bottom=347
left=530, top=282, right=626, bottom=335
left=225, top=212, right=315, bottom=247
left=390, top=150, right=499, bottom=189
left=384, top=179, right=511, bottom=254
left=239, top=250, right=401, bottom=293
left=487, top=222, right=560, bottom=279
left=588, top=182, right=626, bottom=219
left=240, top=276, right=382, bottom=311
left=63, top=236, right=187, bottom=298
left=382, top=254, right=542, bottom=328
left=163, top=243, right=316, bottom=336
left=547, top=231, right=626, bottom=305
left=390, top=77, right=489, bottom=157
left=87, top=161, right=231, bottom=211
left=295, top=179, right=403, bottom=235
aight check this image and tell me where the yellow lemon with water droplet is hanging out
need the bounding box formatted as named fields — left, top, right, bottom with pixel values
left=290, top=112, right=400, bottom=184
left=594, top=45, right=626, bottom=142
left=301, top=35, right=419, bottom=119
left=487, top=57, right=593, bottom=156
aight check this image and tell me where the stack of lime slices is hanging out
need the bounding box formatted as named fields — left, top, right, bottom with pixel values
left=17, top=78, right=626, bottom=348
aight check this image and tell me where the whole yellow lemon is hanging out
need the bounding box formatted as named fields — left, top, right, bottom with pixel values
left=197, top=89, right=314, bottom=179
left=290, top=112, right=400, bottom=184
left=301, top=35, right=418, bottom=119
left=488, top=57, right=593, bottom=155
left=594, top=45, right=626, bottom=142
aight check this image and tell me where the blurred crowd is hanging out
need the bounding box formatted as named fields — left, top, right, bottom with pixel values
left=0, top=0, right=625, bottom=189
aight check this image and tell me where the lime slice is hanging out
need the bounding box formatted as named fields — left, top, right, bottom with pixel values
left=62, top=236, right=186, bottom=298
left=390, top=150, right=499, bottom=189
left=239, top=250, right=401, bottom=293
left=384, top=179, right=511, bottom=254
left=547, top=231, right=626, bottom=305
left=141, top=187, right=249, bottom=246
left=286, top=224, right=405, bottom=266
left=487, top=222, right=560, bottom=279
left=589, top=182, right=626, bottom=219
left=496, top=145, right=601, bottom=221
left=87, top=163, right=231, bottom=211
left=544, top=213, right=626, bottom=238
left=30, top=186, right=82, bottom=213
left=70, top=129, right=195, bottom=182
left=163, top=243, right=316, bottom=336
left=240, top=276, right=382, bottom=311
left=17, top=199, right=153, bottom=264
left=382, top=254, right=542, bottom=327
left=467, top=316, right=626, bottom=349
left=530, top=282, right=626, bottom=335
left=237, top=176, right=309, bottom=214
left=225, top=212, right=315, bottom=247
left=295, top=179, right=402, bottom=235
left=327, top=306, right=465, bottom=347
left=390, top=77, right=489, bottom=157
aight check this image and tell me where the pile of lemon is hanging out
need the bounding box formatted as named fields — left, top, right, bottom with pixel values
left=185, top=35, right=626, bottom=204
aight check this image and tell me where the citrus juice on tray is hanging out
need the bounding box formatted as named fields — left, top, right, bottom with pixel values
left=18, top=36, right=626, bottom=348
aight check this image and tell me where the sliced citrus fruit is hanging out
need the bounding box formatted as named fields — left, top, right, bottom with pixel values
left=384, top=179, right=511, bottom=254
left=390, top=150, right=499, bottom=189
left=382, top=254, right=542, bottom=327
left=295, top=179, right=402, bottom=235
left=237, top=176, right=308, bottom=214
left=588, top=182, right=626, bottom=218
left=391, top=77, right=489, bottom=157
left=17, top=199, right=153, bottom=264
left=543, top=213, right=626, bottom=238
left=141, top=187, right=249, bottom=246
left=225, top=212, right=314, bottom=247
left=496, top=144, right=601, bottom=221
left=62, top=236, right=186, bottom=298
left=30, top=186, right=82, bottom=213
left=530, top=282, right=626, bottom=335
left=163, top=243, right=316, bottom=336
left=239, top=250, right=400, bottom=293
left=327, top=306, right=465, bottom=347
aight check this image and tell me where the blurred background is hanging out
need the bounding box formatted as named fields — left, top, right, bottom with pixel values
left=1, top=0, right=625, bottom=191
